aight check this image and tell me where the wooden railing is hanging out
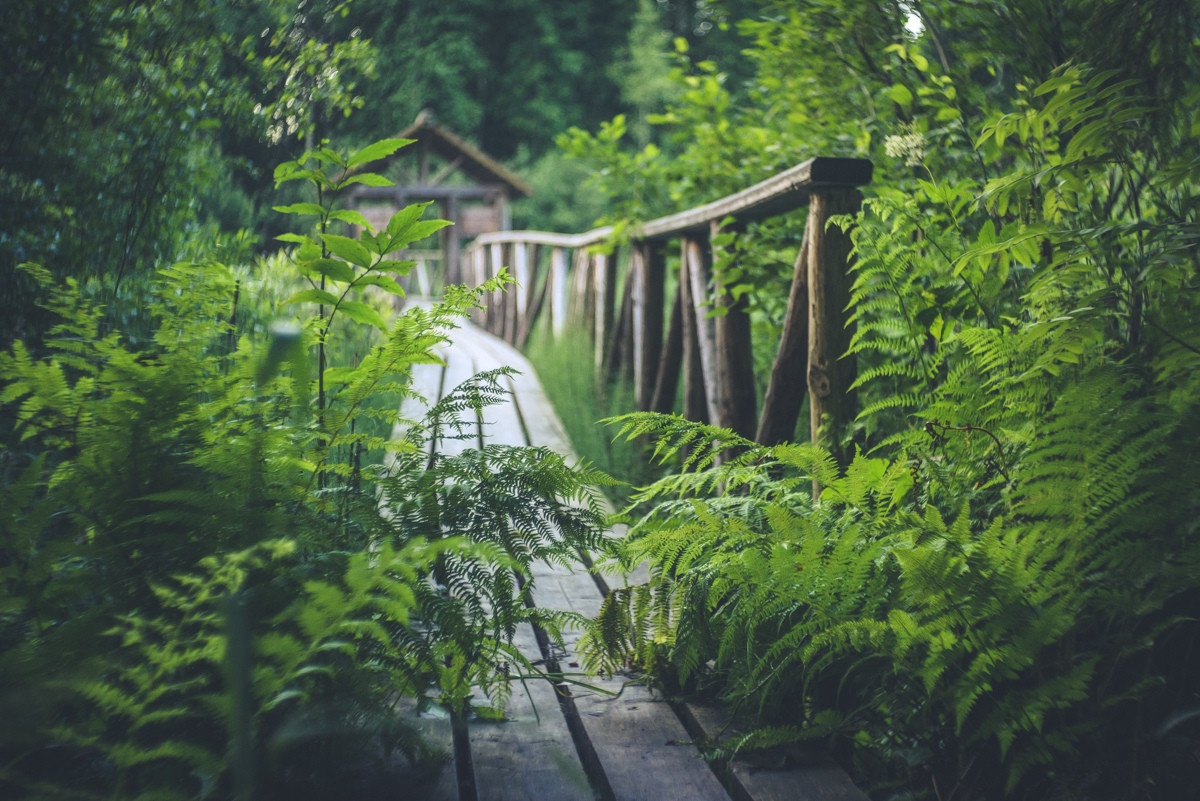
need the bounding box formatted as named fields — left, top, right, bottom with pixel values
left=458, top=156, right=873, bottom=451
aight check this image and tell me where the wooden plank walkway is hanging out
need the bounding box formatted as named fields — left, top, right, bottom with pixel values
left=391, top=315, right=868, bottom=801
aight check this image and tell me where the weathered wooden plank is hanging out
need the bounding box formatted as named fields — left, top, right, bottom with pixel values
left=683, top=703, right=869, bottom=801
left=526, top=560, right=733, bottom=801
left=391, top=698, right=460, bottom=801
left=711, top=221, right=757, bottom=439
left=756, top=214, right=812, bottom=446
left=469, top=621, right=593, bottom=801
left=806, top=189, right=860, bottom=462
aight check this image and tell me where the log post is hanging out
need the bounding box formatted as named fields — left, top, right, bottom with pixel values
left=550, top=247, right=568, bottom=337
left=807, top=189, right=860, bottom=459
left=489, top=241, right=504, bottom=335
left=755, top=212, right=813, bottom=445
left=711, top=220, right=758, bottom=439
left=683, top=237, right=721, bottom=426
left=593, top=249, right=616, bottom=376
left=678, top=244, right=709, bottom=423
left=648, top=280, right=683, bottom=413
left=632, top=243, right=665, bottom=410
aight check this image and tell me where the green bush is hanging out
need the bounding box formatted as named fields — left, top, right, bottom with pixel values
left=0, top=140, right=607, bottom=800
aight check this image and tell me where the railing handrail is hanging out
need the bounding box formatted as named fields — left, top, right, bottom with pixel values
left=470, top=156, right=871, bottom=250
left=457, top=155, right=871, bottom=458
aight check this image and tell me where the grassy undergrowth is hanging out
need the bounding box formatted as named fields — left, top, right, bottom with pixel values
left=522, top=325, right=661, bottom=507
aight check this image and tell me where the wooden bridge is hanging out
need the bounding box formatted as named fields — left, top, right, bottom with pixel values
left=392, top=157, right=872, bottom=800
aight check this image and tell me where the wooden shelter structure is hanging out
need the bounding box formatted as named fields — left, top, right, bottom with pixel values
left=345, top=110, right=532, bottom=292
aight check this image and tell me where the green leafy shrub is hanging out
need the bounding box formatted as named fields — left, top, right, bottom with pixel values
left=583, top=59, right=1200, bottom=800
left=0, top=139, right=607, bottom=800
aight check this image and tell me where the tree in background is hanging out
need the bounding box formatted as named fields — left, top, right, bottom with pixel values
left=0, top=0, right=372, bottom=346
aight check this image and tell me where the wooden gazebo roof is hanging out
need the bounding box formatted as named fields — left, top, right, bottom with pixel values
left=385, top=110, right=532, bottom=197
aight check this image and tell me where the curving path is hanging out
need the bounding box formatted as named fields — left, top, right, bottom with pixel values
left=390, top=316, right=867, bottom=801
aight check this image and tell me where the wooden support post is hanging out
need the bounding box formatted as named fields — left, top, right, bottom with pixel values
left=756, top=212, right=813, bottom=445
left=492, top=241, right=507, bottom=338
left=504, top=242, right=523, bottom=344
left=570, top=248, right=592, bottom=333
left=593, top=250, right=615, bottom=375
left=632, top=243, right=666, bottom=411
left=679, top=241, right=710, bottom=424
left=550, top=247, right=568, bottom=337
left=711, top=221, right=758, bottom=439
left=683, top=237, right=721, bottom=426
left=603, top=275, right=634, bottom=380
left=807, top=189, right=860, bottom=459
left=648, top=280, right=683, bottom=414
left=517, top=249, right=550, bottom=350
left=443, top=197, right=460, bottom=287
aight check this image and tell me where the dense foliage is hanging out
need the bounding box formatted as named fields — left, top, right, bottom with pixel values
left=0, top=142, right=607, bottom=800
left=566, top=1, right=1200, bottom=798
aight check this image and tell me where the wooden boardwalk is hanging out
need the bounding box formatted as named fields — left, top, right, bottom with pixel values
left=393, top=316, right=868, bottom=801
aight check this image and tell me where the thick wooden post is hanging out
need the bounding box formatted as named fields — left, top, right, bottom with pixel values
left=683, top=237, right=721, bottom=426
left=443, top=197, right=460, bottom=287
left=648, top=281, right=683, bottom=413
left=550, top=247, right=568, bottom=337
left=678, top=244, right=709, bottom=423
left=593, top=250, right=616, bottom=375
left=807, top=189, right=860, bottom=457
left=632, top=243, right=665, bottom=410
left=489, top=241, right=504, bottom=335
left=711, top=221, right=757, bottom=439
left=756, top=212, right=813, bottom=445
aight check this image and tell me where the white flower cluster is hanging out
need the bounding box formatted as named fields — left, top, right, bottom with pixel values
left=884, top=124, right=927, bottom=167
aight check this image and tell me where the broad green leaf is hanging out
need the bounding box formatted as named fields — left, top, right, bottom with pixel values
left=322, top=366, right=359, bottom=386
left=885, top=84, right=914, bottom=109
left=339, top=173, right=394, bottom=189
left=275, top=232, right=313, bottom=245
left=328, top=209, right=374, bottom=230
left=272, top=202, right=326, bottom=216
left=355, top=273, right=405, bottom=295
left=347, top=138, right=414, bottom=169
left=391, top=219, right=453, bottom=249
left=321, top=234, right=372, bottom=268
left=337, top=300, right=388, bottom=332
left=304, top=258, right=355, bottom=283
left=385, top=202, right=433, bottom=238
left=283, top=288, right=339, bottom=307
left=377, top=259, right=416, bottom=275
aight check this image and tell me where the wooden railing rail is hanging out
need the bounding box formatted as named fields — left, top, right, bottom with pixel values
left=459, top=156, right=872, bottom=452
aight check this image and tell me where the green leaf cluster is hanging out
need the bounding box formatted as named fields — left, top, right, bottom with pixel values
left=0, top=141, right=607, bottom=800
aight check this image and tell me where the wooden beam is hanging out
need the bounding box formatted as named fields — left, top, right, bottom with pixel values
left=632, top=243, right=666, bottom=411
left=648, top=280, right=683, bottom=414
left=549, top=247, right=568, bottom=337
left=602, top=274, right=634, bottom=380
left=592, top=250, right=616, bottom=375
left=807, top=189, right=860, bottom=459
left=679, top=242, right=709, bottom=424
left=683, top=237, right=721, bottom=426
left=711, top=221, right=757, bottom=439
left=466, top=157, right=869, bottom=255
left=756, top=213, right=813, bottom=445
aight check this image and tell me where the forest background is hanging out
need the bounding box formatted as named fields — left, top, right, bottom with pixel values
left=2, top=1, right=1199, bottom=800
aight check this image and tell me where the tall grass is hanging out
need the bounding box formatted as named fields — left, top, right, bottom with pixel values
left=523, top=325, right=659, bottom=507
